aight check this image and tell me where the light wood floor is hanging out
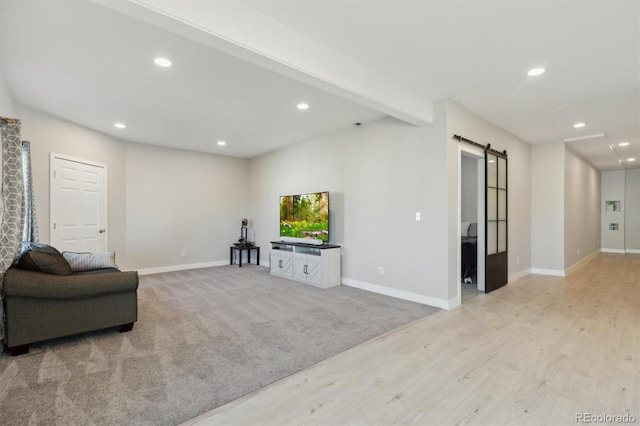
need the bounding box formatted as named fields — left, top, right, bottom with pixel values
left=185, top=253, right=639, bottom=425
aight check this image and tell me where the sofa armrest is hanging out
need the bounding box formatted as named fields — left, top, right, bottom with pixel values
left=3, top=268, right=138, bottom=300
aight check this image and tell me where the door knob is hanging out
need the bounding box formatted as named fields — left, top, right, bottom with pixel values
left=99, top=229, right=106, bottom=234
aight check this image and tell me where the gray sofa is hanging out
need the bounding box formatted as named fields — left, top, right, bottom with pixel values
left=3, top=244, right=138, bottom=356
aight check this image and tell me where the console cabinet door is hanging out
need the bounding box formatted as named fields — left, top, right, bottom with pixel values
left=293, top=256, right=308, bottom=282
left=271, top=252, right=293, bottom=277
left=294, top=255, right=323, bottom=286
left=304, top=257, right=322, bottom=286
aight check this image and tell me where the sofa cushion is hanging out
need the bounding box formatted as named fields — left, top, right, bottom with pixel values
left=13, top=242, right=58, bottom=266
left=21, top=242, right=60, bottom=254
left=18, top=249, right=73, bottom=276
left=63, top=252, right=118, bottom=272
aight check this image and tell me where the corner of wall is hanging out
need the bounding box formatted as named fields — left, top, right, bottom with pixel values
left=531, top=142, right=565, bottom=271
left=563, top=146, right=601, bottom=269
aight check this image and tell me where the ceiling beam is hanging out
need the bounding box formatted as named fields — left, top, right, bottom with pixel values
left=92, top=0, right=432, bottom=126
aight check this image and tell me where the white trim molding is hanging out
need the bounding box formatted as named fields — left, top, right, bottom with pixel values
left=137, top=260, right=230, bottom=275
left=600, top=248, right=626, bottom=254
left=508, top=268, right=531, bottom=283
left=138, top=258, right=270, bottom=275
left=447, top=297, right=461, bottom=310
left=342, top=278, right=451, bottom=310
left=626, top=249, right=640, bottom=254
left=565, top=250, right=600, bottom=274
left=531, top=268, right=565, bottom=277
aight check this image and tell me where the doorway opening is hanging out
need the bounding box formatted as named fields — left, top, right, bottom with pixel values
left=458, top=145, right=485, bottom=303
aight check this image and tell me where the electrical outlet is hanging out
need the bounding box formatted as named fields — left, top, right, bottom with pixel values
left=577, top=249, right=581, bottom=254
left=378, top=266, right=384, bottom=275
left=415, top=212, right=421, bottom=221
left=181, top=250, right=186, bottom=257
left=517, top=256, right=520, bottom=264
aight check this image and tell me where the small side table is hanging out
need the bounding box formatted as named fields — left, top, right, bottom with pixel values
left=230, top=245, right=260, bottom=267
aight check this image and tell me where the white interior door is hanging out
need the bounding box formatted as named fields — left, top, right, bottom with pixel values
left=50, top=154, right=107, bottom=253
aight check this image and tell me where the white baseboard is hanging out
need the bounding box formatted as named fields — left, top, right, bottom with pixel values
left=530, top=268, right=565, bottom=277
left=508, top=268, right=531, bottom=283
left=137, top=260, right=229, bottom=276
left=565, top=250, right=600, bottom=273
left=602, top=248, right=640, bottom=254
left=341, top=278, right=451, bottom=310
left=600, top=248, right=626, bottom=254
left=447, top=297, right=461, bottom=310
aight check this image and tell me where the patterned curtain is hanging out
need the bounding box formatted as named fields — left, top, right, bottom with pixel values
left=22, top=141, right=39, bottom=243
left=0, top=119, right=25, bottom=344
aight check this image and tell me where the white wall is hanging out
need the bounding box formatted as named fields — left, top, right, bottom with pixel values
left=447, top=101, right=532, bottom=288
left=599, top=168, right=640, bottom=253
left=16, top=103, right=129, bottom=264
left=564, top=147, right=601, bottom=268
left=249, top=100, right=532, bottom=309
left=460, top=155, right=478, bottom=223
left=625, top=168, right=640, bottom=252
left=0, top=66, right=13, bottom=117
left=601, top=170, right=626, bottom=252
left=16, top=103, right=249, bottom=270
left=531, top=143, right=565, bottom=273
left=125, top=143, right=249, bottom=270
left=249, top=113, right=450, bottom=307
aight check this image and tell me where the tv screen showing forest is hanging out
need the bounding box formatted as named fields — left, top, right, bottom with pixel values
left=280, top=192, right=329, bottom=242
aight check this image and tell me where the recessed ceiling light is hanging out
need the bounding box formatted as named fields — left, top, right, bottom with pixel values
left=297, top=103, right=309, bottom=110
left=619, top=142, right=630, bottom=146
left=527, top=67, right=545, bottom=76
left=154, top=57, right=172, bottom=67
left=114, top=122, right=126, bottom=129
left=628, top=158, right=636, bottom=162
left=217, top=141, right=226, bottom=146
left=573, top=122, right=586, bottom=128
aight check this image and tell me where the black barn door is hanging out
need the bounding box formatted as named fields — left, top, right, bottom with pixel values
left=485, top=152, right=508, bottom=292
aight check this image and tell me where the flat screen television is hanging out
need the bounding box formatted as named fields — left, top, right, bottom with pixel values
left=280, top=191, right=329, bottom=242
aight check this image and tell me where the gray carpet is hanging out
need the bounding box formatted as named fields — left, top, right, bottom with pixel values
left=0, top=265, right=440, bottom=425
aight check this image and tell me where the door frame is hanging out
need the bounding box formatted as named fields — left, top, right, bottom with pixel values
left=49, top=153, right=108, bottom=252
left=457, top=144, right=486, bottom=304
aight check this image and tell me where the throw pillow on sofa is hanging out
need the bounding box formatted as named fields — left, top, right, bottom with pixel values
left=17, top=244, right=73, bottom=276
left=62, top=251, right=118, bottom=272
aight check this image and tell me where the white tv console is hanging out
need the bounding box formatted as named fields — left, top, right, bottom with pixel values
left=270, top=241, right=341, bottom=288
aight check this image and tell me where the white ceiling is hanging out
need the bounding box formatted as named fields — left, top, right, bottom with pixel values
left=0, top=0, right=638, bottom=170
